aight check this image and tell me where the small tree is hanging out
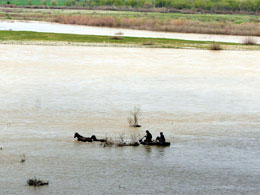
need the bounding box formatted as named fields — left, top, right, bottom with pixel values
left=41, top=0, right=47, bottom=6
left=243, top=37, right=257, bottom=45
left=51, top=0, right=57, bottom=6
left=20, top=154, right=26, bottom=163
left=28, top=0, right=32, bottom=6
left=128, top=106, right=141, bottom=127
left=65, top=0, right=72, bottom=6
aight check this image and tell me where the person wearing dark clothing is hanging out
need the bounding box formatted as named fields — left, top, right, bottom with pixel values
left=145, top=130, right=152, bottom=142
left=160, top=132, right=165, bottom=142
left=156, top=132, right=166, bottom=143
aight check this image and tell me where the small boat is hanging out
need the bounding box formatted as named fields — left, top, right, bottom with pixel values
left=139, top=141, right=170, bottom=146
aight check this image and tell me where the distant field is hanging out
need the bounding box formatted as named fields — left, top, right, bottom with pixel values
left=1, top=7, right=260, bottom=24
left=0, top=0, right=66, bottom=6
left=2, top=0, right=260, bottom=13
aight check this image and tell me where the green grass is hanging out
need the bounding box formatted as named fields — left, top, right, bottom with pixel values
left=0, top=30, right=248, bottom=50
left=1, top=30, right=260, bottom=50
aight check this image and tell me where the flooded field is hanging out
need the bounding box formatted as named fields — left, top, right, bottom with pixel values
left=1, top=20, right=260, bottom=44
left=0, top=45, right=260, bottom=194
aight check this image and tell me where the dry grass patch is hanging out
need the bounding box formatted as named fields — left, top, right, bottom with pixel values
left=53, top=15, right=260, bottom=36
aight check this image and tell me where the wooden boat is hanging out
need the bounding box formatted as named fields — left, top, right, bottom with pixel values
left=139, top=141, right=170, bottom=146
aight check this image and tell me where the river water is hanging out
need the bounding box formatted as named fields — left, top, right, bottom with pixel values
left=0, top=45, right=259, bottom=194
left=1, top=20, right=260, bottom=44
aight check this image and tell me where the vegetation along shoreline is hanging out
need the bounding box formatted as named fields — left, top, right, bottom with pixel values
left=0, top=30, right=259, bottom=50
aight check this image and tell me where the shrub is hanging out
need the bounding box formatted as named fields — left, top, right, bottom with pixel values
left=143, top=0, right=153, bottom=8
left=65, top=0, right=72, bottom=6
left=243, top=37, right=257, bottom=45
left=27, top=177, right=49, bottom=186
left=110, top=32, right=124, bottom=40
left=41, top=0, right=47, bottom=6
left=51, top=0, right=58, bottom=6
left=79, top=1, right=86, bottom=7
left=209, top=43, right=222, bottom=50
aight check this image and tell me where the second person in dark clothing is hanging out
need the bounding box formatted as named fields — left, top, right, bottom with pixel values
left=156, top=132, right=166, bottom=143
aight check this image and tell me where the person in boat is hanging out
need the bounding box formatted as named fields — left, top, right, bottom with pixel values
left=156, top=132, right=165, bottom=143
left=144, top=130, right=152, bottom=142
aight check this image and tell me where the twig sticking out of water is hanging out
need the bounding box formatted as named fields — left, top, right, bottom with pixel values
left=20, top=154, right=26, bottom=163
left=128, top=105, right=142, bottom=127
left=102, top=137, right=115, bottom=147
left=116, top=134, right=140, bottom=147
left=118, top=133, right=126, bottom=145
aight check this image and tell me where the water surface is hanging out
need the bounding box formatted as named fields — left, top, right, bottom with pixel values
left=0, top=45, right=259, bottom=194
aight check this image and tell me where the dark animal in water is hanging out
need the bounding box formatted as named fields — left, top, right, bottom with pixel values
left=90, top=135, right=106, bottom=142
left=74, top=132, right=92, bottom=142
left=74, top=133, right=106, bottom=142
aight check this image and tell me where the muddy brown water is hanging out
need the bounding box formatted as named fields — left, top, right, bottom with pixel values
left=0, top=45, right=260, bottom=194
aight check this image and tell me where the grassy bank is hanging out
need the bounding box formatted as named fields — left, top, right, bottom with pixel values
left=1, top=8, right=260, bottom=36
left=0, top=30, right=259, bottom=50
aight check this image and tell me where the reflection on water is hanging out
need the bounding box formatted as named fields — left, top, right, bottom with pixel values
left=0, top=45, right=260, bottom=194
left=144, top=146, right=152, bottom=153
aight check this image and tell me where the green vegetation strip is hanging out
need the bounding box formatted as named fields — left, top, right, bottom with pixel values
left=1, top=8, right=260, bottom=24
left=1, top=30, right=259, bottom=50
left=4, top=0, right=260, bottom=13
